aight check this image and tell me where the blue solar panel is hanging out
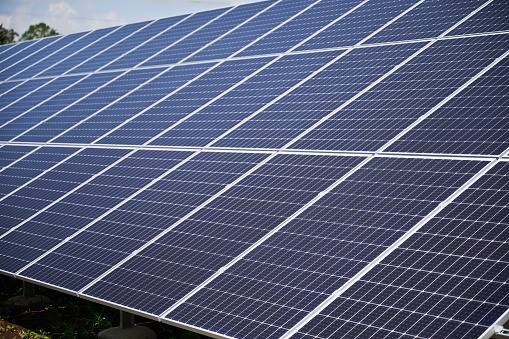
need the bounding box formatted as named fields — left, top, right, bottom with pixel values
left=166, top=157, right=486, bottom=339
left=0, top=78, right=52, bottom=114
left=98, top=58, right=273, bottom=145
left=0, top=40, right=38, bottom=63
left=290, top=34, right=509, bottom=151
left=0, top=36, right=62, bottom=72
left=0, top=32, right=87, bottom=81
left=0, top=145, right=37, bottom=168
left=213, top=42, right=426, bottom=149
left=447, top=0, right=509, bottom=36
left=189, top=0, right=317, bottom=61
left=82, top=153, right=363, bottom=315
left=294, top=161, right=509, bottom=339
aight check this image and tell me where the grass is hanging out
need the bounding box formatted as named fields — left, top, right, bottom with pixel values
left=0, top=276, right=207, bottom=339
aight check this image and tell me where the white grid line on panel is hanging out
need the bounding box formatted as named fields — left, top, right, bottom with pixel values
left=0, top=146, right=41, bottom=173
left=0, top=24, right=127, bottom=126
left=4, top=33, right=90, bottom=81
left=0, top=148, right=84, bottom=203
left=14, top=150, right=202, bottom=275
left=0, top=43, right=18, bottom=57
left=78, top=152, right=277, bottom=294
left=158, top=154, right=373, bottom=318
left=205, top=0, right=421, bottom=148
left=59, top=1, right=280, bottom=142
left=0, top=148, right=138, bottom=243
left=0, top=39, right=42, bottom=65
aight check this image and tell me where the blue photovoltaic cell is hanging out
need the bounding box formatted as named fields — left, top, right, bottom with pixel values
left=447, top=0, right=509, bottom=36
left=55, top=63, right=215, bottom=144
left=0, top=72, right=120, bottom=141
left=0, top=78, right=52, bottom=113
left=114, top=8, right=228, bottom=70
left=290, top=34, right=509, bottom=152
left=0, top=36, right=61, bottom=72
left=29, top=151, right=270, bottom=292
left=68, top=19, right=179, bottom=74
left=13, top=27, right=117, bottom=80
left=167, top=157, right=486, bottom=339
left=0, top=32, right=87, bottom=81
left=83, top=153, right=362, bottom=315
left=295, top=162, right=509, bottom=339
left=12, top=68, right=164, bottom=143
left=237, top=0, right=362, bottom=57
left=99, top=58, right=272, bottom=146
left=0, top=147, right=79, bottom=198
left=387, top=56, right=509, bottom=156
left=0, top=43, right=16, bottom=56
left=0, top=145, right=36, bottom=168
left=213, top=43, right=426, bottom=149
left=17, top=150, right=195, bottom=290
left=0, top=40, right=38, bottom=63
left=189, top=0, right=316, bottom=62
left=363, top=0, right=485, bottom=44
left=148, top=51, right=341, bottom=148
left=138, top=7, right=253, bottom=68
left=0, top=82, right=24, bottom=99
left=0, top=147, right=131, bottom=271
left=37, top=23, right=149, bottom=78
left=295, top=0, right=417, bottom=51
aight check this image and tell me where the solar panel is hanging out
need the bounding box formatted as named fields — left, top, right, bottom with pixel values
left=1, top=0, right=508, bottom=338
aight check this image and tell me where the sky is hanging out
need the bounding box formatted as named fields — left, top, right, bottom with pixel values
left=0, top=0, right=265, bottom=38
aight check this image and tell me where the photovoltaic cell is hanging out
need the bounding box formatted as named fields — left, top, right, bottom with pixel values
left=54, top=63, right=215, bottom=144
left=0, top=78, right=52, bottom=113
left=295, top=162, right=509, bottom=339
left=83, top=153, right=362, bottom=315
left=0, top=36, right=61, bottom=72
left=98, top=58, right=272, bottom=146
left=363, top=0, right=485, bottom=44
left=0, top=145, right=36, bottom=168
left=447, top=0, right=509, bottom=36
left=12, top=27, right=117, bottom=80
left=148, top=51, right=342, bottom=147
left=387, top=55, right=509, bottom=156
left=0, top=149, right=132, bottom=272
left=236, top=0, right=363, bottom=57
left=212, top=42, right=426, bottom=149
left=0, top=40, right=38, bottom=63
left=167, top=157, right=486, bottom=339
left=188, top=0, right=316, bottom=62
left=290, top=34, right=509, bottom=152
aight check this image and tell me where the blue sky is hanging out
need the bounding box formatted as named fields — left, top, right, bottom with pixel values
left=0, top=0, right=264, bottom=37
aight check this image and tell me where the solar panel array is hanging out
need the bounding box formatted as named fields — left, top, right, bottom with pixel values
left=0, top=0, right=508, bottom=338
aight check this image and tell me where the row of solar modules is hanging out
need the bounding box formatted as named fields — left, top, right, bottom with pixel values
left=1, top=32, right=508, bottom=156
left=0, top=0, right=507, bottom=83
left=0, top=144, right=507, bottom=339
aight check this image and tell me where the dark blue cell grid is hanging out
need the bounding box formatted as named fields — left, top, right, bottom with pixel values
left=0, top=40, right=38, bottom=63
left=99, top=58, right=272, bottom=146
left=17, top=149, right=196, bottom=292
left=297, top=162, right=509, bottom=339
left=55, top=63, right=215, bottom=144
left=189, top=0, right=316, bottom=62
left=296, top=0, right=419, bottom=51
left=167, top=157, right=485, bottom=339
left=0, top=78, right=51, bottom=114
left=84, top=153, right=361, bottom=316
left=138, top=6, right=261, bottom=68
left=0, top=76, right=84, bottom=129
left=364, top=0, right=486, bottom=44
left=0, top=147, right=131, bottom=272
left=0, top=32, right=87, bottom=81
left=0, top=35, right=61, bottom=74
left=0, top=146, right=79, bottom=198
left=0, top=145, right=36, bottom=168
left=13, top=68, right=163, bottom=143
left=213, top=42, right=426, bottom=149
left=387, top=55, right=509, bottom=156
left=0, top=72, right=120, bottom=142
left=290, top=34, right=509, bottom=152
left=76, top=151, right=268, bottom=305
left=110, top=8, right=227, bottom=70
left=237, top=0, right=364, bottom=57
left=15, top=27, right=117, bottom=79
left=448, top=0, right=509, bottom=36
left=38, top=22, right=150, bottom=77
left=69, top=19, right=177, bottom=74
left=148, top=51, right=342, bottom=148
